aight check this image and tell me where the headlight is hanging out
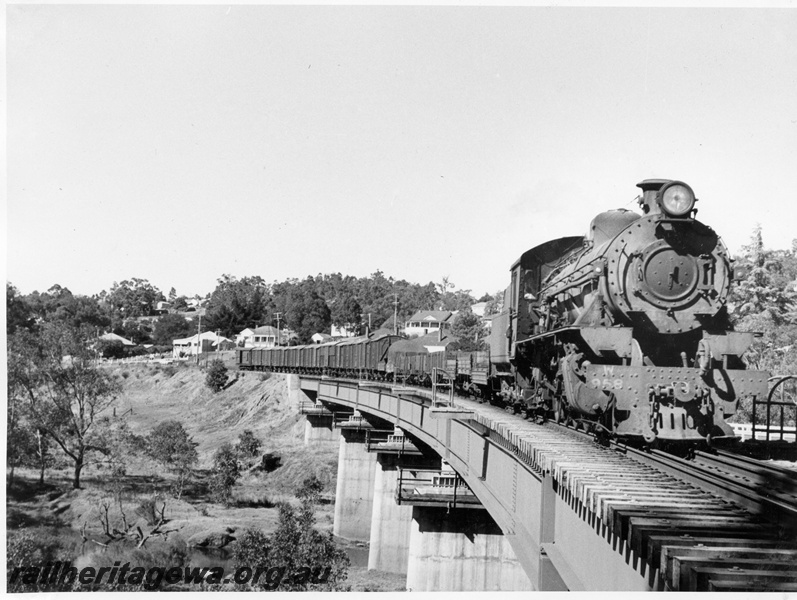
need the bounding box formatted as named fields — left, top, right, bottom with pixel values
left=660, top=182, right=695, bottom=217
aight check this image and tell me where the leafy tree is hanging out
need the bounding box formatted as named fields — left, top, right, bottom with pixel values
left=96, top=339, right=127, bottom=359
left=330, top=292, right=363, bottom=335
left=152, top=313, right=195, bottom=346
left=729, top=226, right=797, bottom=368
left=210, top=443, right=240, bottom=505
left=204, top=275, right=270, bottom=338
left=22, top=285, right=110, bottom=331
left=172, top=296, right=189, bottom=311
left=113, top=318, right=153, bottom=345
left=730, top=225, right=797, bottom=328
left=439, top=282, right=476, bottom=312
left=236, top=429, right=262, bottom=462
left=104, top=278, right=165, bottom=319
left=205, top=359, right=229, bottom=393
left=728, top=227, right=797, bottom=420
left=147, top=420, right=198, bottom=499
left=449, top=308, right=487, bottom=351
left=276, top=278, right=332, bottom=342
left=232, top=528, right=272, bottom=587
left=6, top=283, right=35, bottom=334
left=7, top=338, right=56, bottom=486
left=8, top=324, right=123, bottom=488
left=437, top=275, right=456, bottom=310
left=6, top=392, right=37, bottom=486
left=484, top=289, right=505, bottom=316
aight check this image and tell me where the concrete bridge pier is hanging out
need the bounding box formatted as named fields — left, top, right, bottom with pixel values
left=333, top=429, right=377, bottom=542
left=406, top=507, right=533, bottom=591
left=303, top=415, right=337, bottom=446
left=291, top=374, right=338, bottom=447
left=286, top=374, right=302, bottom=409
left=367, top=453, right=417, bottom=575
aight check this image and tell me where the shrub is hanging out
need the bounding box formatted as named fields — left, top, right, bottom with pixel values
left=78, top=536, right=190, bottom=590
left=146, top=420, right=198, bottom=500
left=205, top=359, right=228, bottom=393
left=295, top=474, right=324, bottom=503
left=210, top=443, right=240, bottom=505
left=236, top=430, right=262, bottom=461
left=7, top=526, right=83, bottom=592
left=234, top=501, right=349, bottom=591
left=97, top=339, right=126, bottom=359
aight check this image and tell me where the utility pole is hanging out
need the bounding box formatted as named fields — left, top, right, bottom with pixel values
left=195, top=310, right=202, bottom=365
left=393, top=293, right=399, bottom=336
left=275, top=312, right=282, bottom=347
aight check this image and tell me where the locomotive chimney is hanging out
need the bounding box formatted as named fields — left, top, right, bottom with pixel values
left=636, top=179, right=670, bottom=215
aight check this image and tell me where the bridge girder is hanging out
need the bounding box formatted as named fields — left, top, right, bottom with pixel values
left=302, top=377, right=650, bottom=591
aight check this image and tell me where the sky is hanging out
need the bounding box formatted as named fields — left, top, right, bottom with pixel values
left=7, top=4, right=797, bottom=301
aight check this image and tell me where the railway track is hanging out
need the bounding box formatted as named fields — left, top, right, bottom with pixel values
left=589, top=436, right=797, bottom=590
left=516, top=419, right=797, bottom=591
left=479, top=413, right=797, bottom=591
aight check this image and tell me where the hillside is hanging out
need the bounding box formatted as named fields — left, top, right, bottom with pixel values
left=110, top=361, right=339, bottom=493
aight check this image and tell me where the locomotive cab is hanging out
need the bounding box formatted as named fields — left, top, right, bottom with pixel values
left=489, top=236, right=584, bottom=365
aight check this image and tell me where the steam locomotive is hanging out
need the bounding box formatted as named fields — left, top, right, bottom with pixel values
left=239, top=179, right=768, bottom=444
left=488, top=179, right=767, bottom=443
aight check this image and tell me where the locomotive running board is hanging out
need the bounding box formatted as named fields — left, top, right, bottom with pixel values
left=517, top=325, right=635, bottom=358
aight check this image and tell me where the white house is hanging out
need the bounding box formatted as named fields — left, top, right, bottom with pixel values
left=236, top=328, right=255, bottom=347
left=330, top=324, right=358, bottom=338
left=172, top=332, right=234, bottom=358
left=236, top=325, right=284, bottom=348
left=403, top=310, right=453, bottom=338
left=470, top=302, right=488, bottom=317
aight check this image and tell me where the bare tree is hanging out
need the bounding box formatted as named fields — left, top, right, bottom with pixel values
left=82, top=496, right=179, bottom=549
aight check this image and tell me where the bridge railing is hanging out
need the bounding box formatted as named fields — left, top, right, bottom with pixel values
left=395, top=467, right=481, bottom=508
left=751, top=376, right=797, bottom=442
left=298, top=400, right=333, bottom=416
left=364, top=430, right=423, bottom=455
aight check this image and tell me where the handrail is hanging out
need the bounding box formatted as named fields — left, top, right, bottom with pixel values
left=752, top=376, right=797, bottom=441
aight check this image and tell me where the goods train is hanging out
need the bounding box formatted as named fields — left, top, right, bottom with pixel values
left=239, top=179, right=769, bottom=444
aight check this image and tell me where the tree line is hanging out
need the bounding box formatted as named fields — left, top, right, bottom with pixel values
left=7, top=271, right=499, bottom=351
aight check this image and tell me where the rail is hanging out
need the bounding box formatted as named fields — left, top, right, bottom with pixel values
left=607, top=440, right=797, bottom=536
